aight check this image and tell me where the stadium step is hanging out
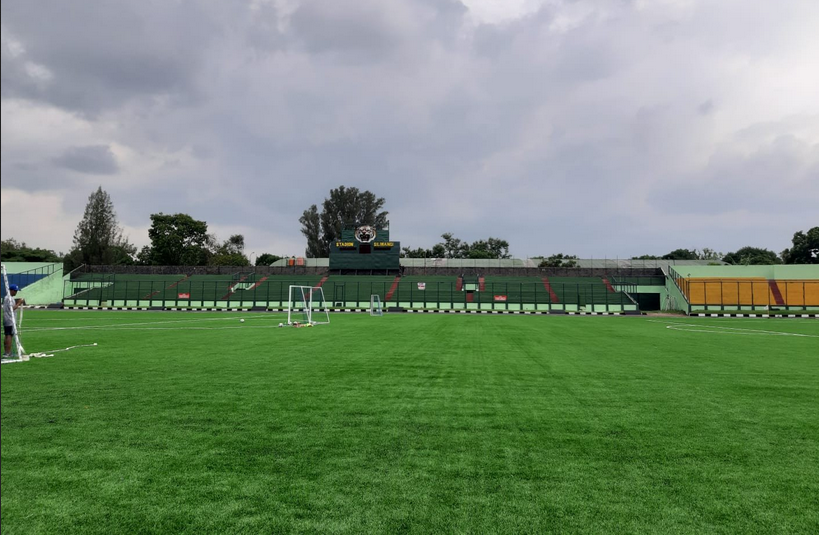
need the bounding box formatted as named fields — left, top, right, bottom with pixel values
left=456, top=277, right=463, bottom=291
left=385, top=276, right=401, bottom=301
left=541, top=277, right=559, bottom=303
left=768, top=280, right=785, bottom=306
left=144, top=275, right=189, bottom=299
left=478, top=277, right=486, bottom=291
left=601, top=277, right=615, bottom=293
left=316, top=276, right=329, bottom=288
left=221, top=274, right=250, bottom=300
left=248, top=276, right=269, bottom=290
left=466, top=292, right=474, bottom=303
left=167, top=275, right=189, bottom=289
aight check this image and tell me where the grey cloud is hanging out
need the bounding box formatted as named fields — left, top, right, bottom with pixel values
left=53, top=145, right=119, bottom=175
left=2, top=0, right=818, bottom=259
left=1, top=0, right=219, bottom=115
left=648, top=134, right=819, bottom=215
left=289, top=0, right=467, bottom=61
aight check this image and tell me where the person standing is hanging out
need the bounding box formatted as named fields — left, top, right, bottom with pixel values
left=3, top=284, right=23, bottom=358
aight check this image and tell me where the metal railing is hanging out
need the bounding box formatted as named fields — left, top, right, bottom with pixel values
left=668, top=268, right=818, bottom=311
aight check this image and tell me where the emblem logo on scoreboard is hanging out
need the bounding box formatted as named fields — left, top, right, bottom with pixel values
left=354, top=225, right=376, bottom=244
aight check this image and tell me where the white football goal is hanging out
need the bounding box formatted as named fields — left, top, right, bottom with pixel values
left=370, top=294, right=383, bottom=316
left=2, top=263, right=26, bottom=363
left=287, top=285, right=330, bottom=325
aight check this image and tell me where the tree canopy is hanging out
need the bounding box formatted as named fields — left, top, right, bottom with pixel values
left=255, top=253, right=282, bottom=266
left=300, top=186, right=388, bottom=257
left=661, top=248, right=700, bottom=261
left=64, top=187, right=135, bottom=270
left=634, top=248, right=723, bottom=262
left=401, top=234, right=510, bottom=259
left=1, top=239, right=63, bottom=263
left=209, top=234, right=250, bottom=267
left=143, top=213, right=212, bottom=266
left=537, top=254, right=578, bottom=268
left=781, top=227, right=819, bottom=264
left=722, top=246, right=781, bottom=265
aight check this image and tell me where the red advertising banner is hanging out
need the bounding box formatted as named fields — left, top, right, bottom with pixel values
left=494, top=295, right=507, bottom=302
left=178, top=293, right=191, bottom=299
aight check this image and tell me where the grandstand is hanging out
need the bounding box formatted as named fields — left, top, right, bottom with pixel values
left=61, top=270, right=642, bottom=313
left=0, top=257, right=805, bottom=316
left=669, top=265, right=819, bottom=313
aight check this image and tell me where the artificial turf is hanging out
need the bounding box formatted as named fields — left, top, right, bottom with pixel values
left=2, top=311, right=818, bottom=533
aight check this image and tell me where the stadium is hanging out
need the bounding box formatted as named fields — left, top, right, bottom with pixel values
left=2, top=230, right=818, bottom=532
left=3, top=1, right=819, bottom=532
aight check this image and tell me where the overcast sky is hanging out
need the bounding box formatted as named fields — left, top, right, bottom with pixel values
left=2, top=0, right=817, bottom=260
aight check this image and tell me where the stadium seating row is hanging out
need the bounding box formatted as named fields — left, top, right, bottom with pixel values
left=679, top=277, right=819, bottom=307
left=63, top=274, right=637, bottom=310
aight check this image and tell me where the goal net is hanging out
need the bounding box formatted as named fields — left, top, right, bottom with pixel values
left=287, top=285, right=330, bottom=325
left=370, top=294, right=383, bottom=316
left=2, top=263, right=26, bottom=363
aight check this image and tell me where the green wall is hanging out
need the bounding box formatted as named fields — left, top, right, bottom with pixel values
left=17, top=272, right=64, bottom=305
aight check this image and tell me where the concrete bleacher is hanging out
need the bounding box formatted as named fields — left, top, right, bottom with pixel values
left=64, top=274, right=327, bottom=307
left=681, top=278, right=819, bottom=308
left=671, top=265, right=819, bottom=311
left=62, top=271, right=643, bottom=311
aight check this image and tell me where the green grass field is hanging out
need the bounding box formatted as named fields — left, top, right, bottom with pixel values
left=2, top=311, right=818, bottom=533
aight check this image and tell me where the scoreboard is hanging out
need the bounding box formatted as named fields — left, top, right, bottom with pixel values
left=329, top=225, right=400, bottom=271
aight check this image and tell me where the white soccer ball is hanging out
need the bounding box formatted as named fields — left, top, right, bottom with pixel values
left=278, top=322, right=284, bottom=327
left=240, top=319, right=245, bottom=323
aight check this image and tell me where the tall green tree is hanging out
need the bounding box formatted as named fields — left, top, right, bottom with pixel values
left=782, top=227, right=819, bottom=264
left=722, top=247, right=781, bottom=265
left=299, top=186, right=388, bottom=257
left=145, top=213, right=211, bottom=266
left=65, top=186, right=135, bottom=270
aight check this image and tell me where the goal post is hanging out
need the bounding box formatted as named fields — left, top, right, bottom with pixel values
left=2, top=263, right=27, bottom=362
left=370, top=294, right=383, bottom=316
left=287, top=285, right=330, bottom=325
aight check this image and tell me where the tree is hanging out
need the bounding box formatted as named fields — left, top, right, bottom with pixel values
left=1, top=238, right=63, bottom=262
left=145, top=213, right=211, bottom=266
left=537, top=254, right=578, bottom=268
left=698, top=248, right=724, bottom=261
left=300, top=186, right=388, bottom=257
left=440, top=233, right=468, bottom=259
left=256, top=253, right=282, bottom=266
left=662, top=249, right=699, bottom=260
left=209, top=234, right=250, bottom=266
left=400, top=247, right=432, bottom=258
left=632, top=255, right=661, bottom=260
left=782, top=227, right=819, bottom=264
left=66, top=187, right=135, bottom=270
left=722, top=247, right=781, bottom=265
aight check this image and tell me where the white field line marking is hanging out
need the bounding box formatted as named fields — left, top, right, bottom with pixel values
left=648, top=320, right=819, bottom=338
left=29, top=326, right=281, bottom=332
left=23, top=315, right=285, bottom=332
left=25, top=314, right=290, bottom=323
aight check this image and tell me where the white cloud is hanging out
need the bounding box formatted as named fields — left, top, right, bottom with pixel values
left=0, top=189, right=76, bottom=254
